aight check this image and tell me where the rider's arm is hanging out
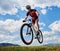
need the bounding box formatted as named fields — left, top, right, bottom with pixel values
left=24, top=12, right=29, bottom=21
left=25, top=12, right=29, bottom=20
left=23, top=16, right=28, bottom=22
left=35, top=11, right=39, bottom=16
left=25, top=16, right=28, bottom=20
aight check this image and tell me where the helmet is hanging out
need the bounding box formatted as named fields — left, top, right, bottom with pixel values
left=26, top=5, right=31, bottom=9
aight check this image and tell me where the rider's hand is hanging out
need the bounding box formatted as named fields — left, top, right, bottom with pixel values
left=23, top=20, right=26, bottom=22
left=23, top=16, right=27, bottom=22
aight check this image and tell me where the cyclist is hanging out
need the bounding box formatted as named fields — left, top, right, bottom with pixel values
left=23, top=5, right=40, bottom=34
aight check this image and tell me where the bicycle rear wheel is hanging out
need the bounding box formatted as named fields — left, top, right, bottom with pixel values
left=37, top=30, right=43, bottom=44
left=20, top=24, right=33, bottom=45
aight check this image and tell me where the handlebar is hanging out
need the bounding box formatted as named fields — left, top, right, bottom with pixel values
left=23, top=19, right=31, bottom=22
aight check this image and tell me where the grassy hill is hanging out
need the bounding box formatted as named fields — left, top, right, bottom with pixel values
left=0, top=46, right=60, bottom=51
left=0, top=43, right=19, bottom=47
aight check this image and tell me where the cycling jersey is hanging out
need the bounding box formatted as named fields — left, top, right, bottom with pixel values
left=26, top=9, right=38, bottom=18
left=26, top=9, right=38, bottom=24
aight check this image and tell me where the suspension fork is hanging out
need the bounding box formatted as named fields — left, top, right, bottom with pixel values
left=26, top=24, right=31, bottom=35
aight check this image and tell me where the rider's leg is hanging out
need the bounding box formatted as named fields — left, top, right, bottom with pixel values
left=35, top=18, right=40, bottom=33
left=32, top=18, right=36, bottom=25
left=32, top=17, right=40, bottom=32
left=32, top=21, right=35, bottom=27
left=31, top=18, right=35, bottom=31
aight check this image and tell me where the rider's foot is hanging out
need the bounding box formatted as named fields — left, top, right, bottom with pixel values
left=35, top=36, right=38, bottom=39
left=36, top=31, right=39, bottom=35
left=35, top=31, right=40, bottom=39
left=26, top=32, right=31, bottom=35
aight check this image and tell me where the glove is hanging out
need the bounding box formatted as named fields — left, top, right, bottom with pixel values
left=23, top=20, right=26, bottom=22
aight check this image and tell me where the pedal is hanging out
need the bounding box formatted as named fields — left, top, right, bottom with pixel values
left=26, top=33, right=31, bottom=35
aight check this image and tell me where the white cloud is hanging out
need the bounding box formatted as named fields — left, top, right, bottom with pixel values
left=0, top=0, right=18, bottom=15
left=41, top=9, right=47, bottom=14
left=0, top=18, right=27, bottom=45
left=0, top=27, right=21, bottom=45
left=0, top=18, right=46, bottom=33
left=0, top=34, right=16, bottom=40
left=49, top=20, right=60, bottom=32
left=0, top=0, right=60, bottom=15
left=43, top=35, right=59, bottom=44
left=42, top=31, right=59, bottom=45
left=48, top=7, right=52, bottom=10
left=0, top=32, right=19, bottom=44
left=42, top=20, right=60, bottom=45
left=0, top=30, right=26, bottom=46
left=39, top=22, right=46, bottom=30
left=40, top=22, right=46, bottom=27
left=0, top=18, right=24, bottom=32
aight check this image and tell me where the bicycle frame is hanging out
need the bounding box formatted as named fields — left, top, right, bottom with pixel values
left=26, top=19, right=38, bottom=36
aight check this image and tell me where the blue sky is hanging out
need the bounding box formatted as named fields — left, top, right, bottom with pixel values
left=0, top=0, right=60, bottom=46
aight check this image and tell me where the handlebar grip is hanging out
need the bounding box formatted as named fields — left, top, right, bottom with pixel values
left=23, top=20, right=26, bottom=22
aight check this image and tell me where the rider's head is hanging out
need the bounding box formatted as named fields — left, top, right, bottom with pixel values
left=26, top=5, right=31, bottom=11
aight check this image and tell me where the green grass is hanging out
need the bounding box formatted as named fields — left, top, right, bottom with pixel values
left=0, top=46, right=60, bottom=51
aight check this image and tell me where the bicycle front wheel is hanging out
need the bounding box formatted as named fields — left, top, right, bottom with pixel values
left=20, top=24, right=33, bottom=45
left=37, top=30, right=43, bottom=44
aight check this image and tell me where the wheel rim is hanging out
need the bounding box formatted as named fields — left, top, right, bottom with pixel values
left=37, top=31, right=43, bottom=43
left=22, top=25, right=33, bottom=44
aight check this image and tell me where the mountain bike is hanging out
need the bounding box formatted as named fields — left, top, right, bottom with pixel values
left=20, top=19, right=43, bottom=45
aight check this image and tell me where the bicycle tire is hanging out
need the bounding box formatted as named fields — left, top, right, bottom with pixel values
left=37, top=30, right=43, bottom=44
left=20, top=24, right=33, bottom=45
